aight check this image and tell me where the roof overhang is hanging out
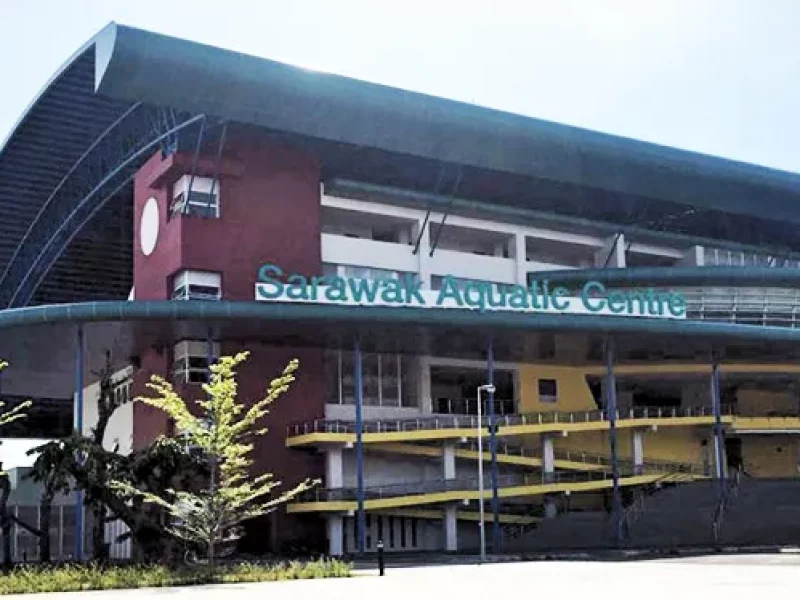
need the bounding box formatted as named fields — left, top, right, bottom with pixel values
left=89, top=23, right=800, bottom=223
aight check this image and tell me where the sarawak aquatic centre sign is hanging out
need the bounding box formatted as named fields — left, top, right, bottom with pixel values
left=255, top=264, right=687, bottom=319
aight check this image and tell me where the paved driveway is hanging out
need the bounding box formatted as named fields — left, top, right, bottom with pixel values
left=7, top=555, right=800, bottom=599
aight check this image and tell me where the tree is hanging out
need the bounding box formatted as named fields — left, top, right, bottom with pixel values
left=0, top=361, right=31, bottom=569
left=113, top=352, right=317, bottom=571
left=23, top=441, right=73, bottom=563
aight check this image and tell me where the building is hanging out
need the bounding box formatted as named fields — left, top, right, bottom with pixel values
left=2, top=22, right=800, bottom=557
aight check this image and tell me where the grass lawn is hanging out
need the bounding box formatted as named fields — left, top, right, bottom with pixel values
left=0, top=559, right=352, bottom=595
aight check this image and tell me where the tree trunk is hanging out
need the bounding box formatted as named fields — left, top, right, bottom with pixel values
left=92, top=503, right=107, bottom=563
left=39, top=494, right=52, bottom=563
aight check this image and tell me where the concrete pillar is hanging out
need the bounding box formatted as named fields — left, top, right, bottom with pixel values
left=594, top=234, right=626, bottom=268
left=443, top=443, right=456, bottom=480
left=678, top=245, right=704, bottom=266
left=632, top=430, right=644, bottom=476
left=327, top=515, right=344, bottom=556
left=542, top=434, right=555, bottom=483
left=444, top=505, right=458, bottom=551
left=416, top=219, right=432, bottom=289
left=515, top=232, right=527, bottom=284
left=419, top=355, right=432, bottom=414
left=326, top=447, right=344, bottom=489
left=544, top=495, right=558, bottom=519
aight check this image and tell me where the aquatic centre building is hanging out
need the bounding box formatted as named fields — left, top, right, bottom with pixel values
left=3, top=23, right=800, bottom=557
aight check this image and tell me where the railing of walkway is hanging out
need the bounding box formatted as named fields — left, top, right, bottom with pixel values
left=287, top=405, right=732, bottom=437
left=296, top=470, right=620, bottom=503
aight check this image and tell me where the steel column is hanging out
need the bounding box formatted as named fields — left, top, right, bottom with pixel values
left=711, top=359, right=726, bottom=494
left=74, top=325, right=85, bottom=561
left=354, top=339, right=366, bottom=554
left=487, top=339, right=500, bottom=552
left=604, top=337, right=623, bottom=545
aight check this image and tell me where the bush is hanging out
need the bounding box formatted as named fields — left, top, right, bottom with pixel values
left=0, top=559, right=352, bottom=595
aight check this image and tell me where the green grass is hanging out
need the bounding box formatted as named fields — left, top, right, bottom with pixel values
left=0, top=559, right=352, bottom=595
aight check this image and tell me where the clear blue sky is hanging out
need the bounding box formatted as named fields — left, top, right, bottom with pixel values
left=2, top=0, right=800, bottom=173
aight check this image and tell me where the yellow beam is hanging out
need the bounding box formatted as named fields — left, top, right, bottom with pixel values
left=732, top=416, right=800, bottom=430
left=373, top=442, right=607, bottom=472
left=287, top=473, right=678, bottom=513
left=582, top=363, right=800, bottom=377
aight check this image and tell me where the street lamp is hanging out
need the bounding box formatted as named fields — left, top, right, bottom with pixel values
left=476, top=383, right=496, bottom=562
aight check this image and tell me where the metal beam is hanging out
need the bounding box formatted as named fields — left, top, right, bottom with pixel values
left=183, top=116, right=207, bottom=215
left=604, top=337, right=623, bottom=545
left=487, top=338, right=501, bottom=552
left=428, top=169, right=462, bottom=257
left=710, top=358, right=726, bottom=495
left=6, top=113, right=205, bottom=308
left=74, top=324, right=85, bottom=561
left=354, top=338, right=366, bottom=554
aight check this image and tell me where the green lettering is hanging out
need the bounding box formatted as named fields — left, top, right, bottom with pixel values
left=286, top=274, right=309, bottom=300
left=508, top=285, right=530, bottom=309
left=324, top=276, right=347, bottom=302
left=581, top=281, right=606, bottom=312
left=607, top=291, right=627, bottom=314
left=256, top=264, right=284, bottom=299
left=381, top=279, right=404, bottom=303
left=668, top=293, right=687, bottom=317
left=404, top=274, right=425, bottom=305
left=436, top=276, right=464, bottom=306
left=551, top=287, right=569, bottom=311
left=347, top=277, right=381, bottom=303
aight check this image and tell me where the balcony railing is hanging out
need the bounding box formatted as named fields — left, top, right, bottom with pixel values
left=287, top=404, right=730, bottom=437
left=432, top=397, right=516, bottom=416
left=682, top=287, right=800, bottom=328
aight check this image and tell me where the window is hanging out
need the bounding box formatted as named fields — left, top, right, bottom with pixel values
left=538, top=378, right=558, bottom=404
left=323, top=349, right=418, bottom=407
left=170, top=175, right=220, bottom=218
left=173, top=340, right=220, bottom=384
left=172, top=270, right=222, bottom=300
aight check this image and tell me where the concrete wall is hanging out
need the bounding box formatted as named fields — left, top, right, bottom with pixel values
left=742, top=437, right=800, bottom=477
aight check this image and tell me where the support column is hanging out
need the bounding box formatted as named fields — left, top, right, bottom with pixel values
left=632, top=430, right=644, bottom=476
left=542, top=434, right=555, bottom=483
left=604, top=337, right=623, bottom=545
left=515, top=232, right=527, bottom=284
left=487, top=339, right=500, bottom=552
left=74, top=325, right=85, bottom=561
left=543, top=495, right=557, bottom=519
left=443, top=443, right=456, bottom=480
left=444, top=505, right=458, bottom=552
left=419, top=355, right=432, bottom=414
left=354, top=339, right=366, bottom=554
left=326, top=447, right=344, bottom=489
left=710, top=360, right=726, bottom=494
left=327, top=515, right=344, bottom=557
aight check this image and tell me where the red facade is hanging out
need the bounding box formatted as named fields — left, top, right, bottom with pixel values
left=130, top=138, right=325, bottom=550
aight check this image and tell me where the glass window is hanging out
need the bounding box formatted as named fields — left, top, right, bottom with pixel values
left=324, top=350, right=418, bottom=407
left=170, top=175, right=220, bottom=219
left=539, top=378, right=558, bottom=403
left=173, top=340, right=220, bottom=385
left=172, top=270, right=221, bottom=301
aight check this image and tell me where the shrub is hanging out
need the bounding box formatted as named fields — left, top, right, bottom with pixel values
left=0, top=559, right=352, bottom=595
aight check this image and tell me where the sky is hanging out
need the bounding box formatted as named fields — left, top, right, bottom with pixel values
left=1, top=1, right=800, bottom=172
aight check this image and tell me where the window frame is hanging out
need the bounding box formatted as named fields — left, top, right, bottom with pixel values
left=170, top=175, right=220, bottom=219
left=172, top=270, right=222, bottom=301
left=172, top=340, right=221, bottom=385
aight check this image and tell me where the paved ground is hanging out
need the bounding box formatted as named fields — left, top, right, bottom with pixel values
left=10, top=554, right=800, bottom=599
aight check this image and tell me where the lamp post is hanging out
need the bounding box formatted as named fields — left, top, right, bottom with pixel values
left=476, top=383, right=496, bottom=562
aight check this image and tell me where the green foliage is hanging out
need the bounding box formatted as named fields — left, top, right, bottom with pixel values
left=0, top=361, right=31, bottom=431
left=0, top=559, right=352, bottom=594
left=113, top=352, right=317, bottom=562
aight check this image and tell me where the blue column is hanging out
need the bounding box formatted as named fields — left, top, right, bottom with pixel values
left=74, top=325, right=85, bottom=561
left=487, top=339, right=501, bottom=552
left=604, top=337, right=622, bottom=545
left=354, top=339, right=366, bottom=554
left=711, top=360, right=726, bottom=496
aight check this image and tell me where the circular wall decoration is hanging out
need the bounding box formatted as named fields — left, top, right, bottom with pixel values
left=140, top=197, right=159, bottom=257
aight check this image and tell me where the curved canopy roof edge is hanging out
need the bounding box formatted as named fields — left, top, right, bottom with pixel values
left=87, top=24, right=800, bottom=222
left=1, top=300, right=800, bottom=345
left=537, top=266, right=800, bottom=288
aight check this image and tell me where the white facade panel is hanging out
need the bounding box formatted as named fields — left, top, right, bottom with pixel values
left=321, top=233, right=418, bottom=274
left=428, top=249, right=516, bottom=284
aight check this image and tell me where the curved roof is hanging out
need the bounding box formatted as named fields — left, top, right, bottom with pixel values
left=3, top=22, right=800, bottom=307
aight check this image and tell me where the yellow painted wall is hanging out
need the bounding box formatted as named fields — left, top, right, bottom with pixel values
left=741, top=437, right=799, bottom=477
left=737, top=389, right=797, bottom=417
left=517, top=365, right=596, bottom=413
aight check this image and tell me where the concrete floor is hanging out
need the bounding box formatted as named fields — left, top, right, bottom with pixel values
left=9, top=555, right=800, bottom=599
